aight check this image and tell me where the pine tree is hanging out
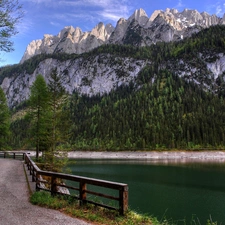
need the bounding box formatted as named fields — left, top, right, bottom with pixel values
left=48, top=68, right=67, bottom=151
left=0, top=87, right=10, bottom=150
left=46, top=68, right=69, bottom=171
left=28, top=74, right=50, bottom=161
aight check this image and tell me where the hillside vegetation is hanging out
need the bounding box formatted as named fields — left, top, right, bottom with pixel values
left=6, top=25, right=225, bottom=150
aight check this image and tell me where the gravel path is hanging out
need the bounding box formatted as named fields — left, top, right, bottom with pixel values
left=0, top=158, right=91, bottom=225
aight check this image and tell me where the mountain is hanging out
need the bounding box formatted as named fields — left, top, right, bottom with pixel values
left=108, top=8, right=225, bottom=45
left=1, top=25, right=225, bottom=108
left=2, top=8, right=225, bottom=150
left=20, top=23, right=114, bottom=63
left=1, top=8, right=225, bottom=108
left=20, top=8, right=225, bottom=63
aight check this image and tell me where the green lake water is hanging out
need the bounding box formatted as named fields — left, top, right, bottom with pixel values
left=67, top=159, right=225, bottom=224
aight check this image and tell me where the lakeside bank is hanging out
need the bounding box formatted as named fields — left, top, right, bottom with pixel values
left=26, top=150, right=225, bottom=162
left=67, top=150, right=225, bottom=162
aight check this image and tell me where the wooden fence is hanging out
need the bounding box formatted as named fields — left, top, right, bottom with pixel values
left=23, top=153, right=128, bottom=215
left=0, top=151, right=27, bottom=159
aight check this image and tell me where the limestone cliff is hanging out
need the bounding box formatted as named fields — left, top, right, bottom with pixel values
left=20, top=8, right=225, bottom=63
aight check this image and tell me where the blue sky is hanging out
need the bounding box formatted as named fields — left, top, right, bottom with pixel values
left=1, top=0, right=225, bottom=67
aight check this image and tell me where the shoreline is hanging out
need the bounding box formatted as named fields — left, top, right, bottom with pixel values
left=26, top=150, right=225, bottom=162
left=67, top=150, right=225, bottom=162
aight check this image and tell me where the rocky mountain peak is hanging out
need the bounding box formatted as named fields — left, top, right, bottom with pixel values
left=149, top=10, right=162, bottom=22
left=90, top=22, right=113, bottom=42
left=58, top=26, right=76, bottom=38
left=128, top=8, right=149, bottom=26
left=105, top=23, right=114, bottom=34
left=165, top=8, right=179, bottom=14
left=20, top=23, right=114, bottom=64
left=20, top=7, right=225, bottom=64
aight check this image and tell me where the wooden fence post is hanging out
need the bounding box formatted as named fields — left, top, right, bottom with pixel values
left=79, top=182, right=87, bottom=206
left=30, top=165, right=33, bottom=175
left=36, top=171, right=40, bottom=191
left=51, top=176, right=57, bottom=196
left=32, top=166, right=35, bottom=182
left=119, top=186, right=128, bottom=215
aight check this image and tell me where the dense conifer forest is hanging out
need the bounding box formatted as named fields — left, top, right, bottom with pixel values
left=4, top=25, right=225, bottom=150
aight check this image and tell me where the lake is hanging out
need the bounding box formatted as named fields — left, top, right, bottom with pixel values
left=67, top=158, right=225, bottom=224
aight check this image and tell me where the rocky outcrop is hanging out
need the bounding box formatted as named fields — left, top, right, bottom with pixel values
left=2, top=50, right=225, bottom=108
left=20, top=8, right=225, bottom=63
left=3, top=55, right=147, bottom=107
left=107, top=8, right=225, bottom=46
left=20, top=23, right=114, bottom=64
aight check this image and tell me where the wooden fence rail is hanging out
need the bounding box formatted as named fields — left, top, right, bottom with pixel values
left=23, top=153, right=128, bottom=215
left=0, top=151, right=27, bottom=159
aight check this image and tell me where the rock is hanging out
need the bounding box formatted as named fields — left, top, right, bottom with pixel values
left=20, top=8, right=225, bottom=63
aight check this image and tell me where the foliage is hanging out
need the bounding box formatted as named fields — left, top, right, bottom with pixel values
left=40, top=68, right=70, bottom=172
left=30, top=191, right=70, bottom=209
left=0, top=0, right=23, bottom=52
left=0, top=87, right=10, bottom=150
left=27, top=74, right=50, bottom=160
left=67, top=70, right=225, bottom=150
left=26, top=70, right=70, bottom=170
left=47, top=68, right=67, bottom=152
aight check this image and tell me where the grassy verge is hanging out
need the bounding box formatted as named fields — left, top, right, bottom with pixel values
left=30, top=191, right=217, bottom=225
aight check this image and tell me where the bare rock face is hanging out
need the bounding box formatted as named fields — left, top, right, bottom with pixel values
left=20, top=23, right=114, bottom=64
left=128, top=8, right=149, bottom=26
left=3, top=56, right=147, bottom=108
left=20, top=7, right=225, bottom=63
left=20, top=39, right=43, bottom=62
left=107, top=18, right=129, bottom=44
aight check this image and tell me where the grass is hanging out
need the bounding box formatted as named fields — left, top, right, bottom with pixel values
left=30, top=191, right=164, bottom=224
left=30, top=191, right=218, bottom=225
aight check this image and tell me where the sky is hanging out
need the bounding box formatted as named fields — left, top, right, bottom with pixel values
left=1, top=0, right=225, bottom=67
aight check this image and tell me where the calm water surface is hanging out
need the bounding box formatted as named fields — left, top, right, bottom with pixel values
left=67, top=159, right=225, bottom=224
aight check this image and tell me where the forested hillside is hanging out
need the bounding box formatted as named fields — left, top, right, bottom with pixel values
left=7, top=25, right=225, bottom=150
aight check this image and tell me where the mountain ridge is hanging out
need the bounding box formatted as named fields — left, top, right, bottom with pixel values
left=20, top=8, right=225, bottom=63
left=1, top=25, right=225, bottom=107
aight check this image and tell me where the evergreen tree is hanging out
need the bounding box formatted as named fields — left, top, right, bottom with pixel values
left=45, top=68, right=69, bottom=171
left=28, top=74, right=50, bottom=161
left=0, top=87, right=10, bottom=150
left=48, top=68, right=66, bottom=151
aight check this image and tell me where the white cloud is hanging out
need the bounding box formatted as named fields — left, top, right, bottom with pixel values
left=64, top=0, right=130, bottom=21
left=206, top=1, right=225, bottom=16
left=99, top=12, right=122, bottom=22
left=175, top=0, right=185, bottom=9
left=216, top=5, right=222, bottom=15
left=48, top=0, right=131, bottom=22
left=19, top=0, right=132, bottom=36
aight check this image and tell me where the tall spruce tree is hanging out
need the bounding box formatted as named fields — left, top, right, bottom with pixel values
left=46, top=68, right=69, bottom=171
left=28, top=74, right=50, bottom=161
left=0, top=87, right=10, bottom=150
left=48, top=68, right=66, bottom=153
